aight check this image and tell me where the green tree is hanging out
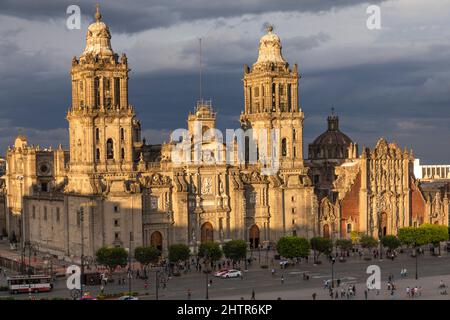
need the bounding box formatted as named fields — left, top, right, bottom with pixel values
left=276, top=236, right=310, bottom=259
left=359, top=235, right=378, bottom=249
left=350, top=231, right=364, bottom=244
left=134, top=246, right=161, bottom=275
left=310, top=237, right=332, bottom=262
left=420, top=224, right=448, bottom=255
left=381, top=235, right=401, bottom=251
left=223, top=240, right=247, bottom=263
left=168, top=244, right=191, bottom=263
left=398, top=227, right=428, bottom=248
left=335, top=239, right=353, bottom=256
left=198, top=242, right=223, bottom=262
left=95, top=246, right=128, bottom=276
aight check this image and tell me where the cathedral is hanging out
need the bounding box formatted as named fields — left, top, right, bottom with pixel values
left=3, top=8, right=449, bottom=260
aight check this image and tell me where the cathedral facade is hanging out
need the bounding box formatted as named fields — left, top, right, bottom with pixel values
left=4, top=9, right=449, bottom=260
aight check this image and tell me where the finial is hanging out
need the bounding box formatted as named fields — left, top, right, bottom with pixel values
left=95, top=4, right=102, bottom=22
left=266, top=24, right=273, bottom=33
left=331, top=107, right=335, bottom=116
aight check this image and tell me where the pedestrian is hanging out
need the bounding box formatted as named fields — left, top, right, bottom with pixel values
left=352, top=285, right=356, bottom=295
left=312, top=292, right=316, bottom=300
left=335, top=291, right=338, bottom=299
left=251, top=289, right=255, bottom=300
left=281, top=275, right=284, bottom=284
left=406, top=286, right=410, bottom=297
left=187, top=288, right=192, bottom=300
left=364, top=290, right=368, bottom=300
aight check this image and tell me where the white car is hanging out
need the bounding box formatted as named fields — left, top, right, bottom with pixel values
left=118, top=295, right=139, bottom=300
left=214, top=269, right=229, bottom=277
left=221, top=270, right=242, bottom=278
left=279, top=260, right=289, bottom=267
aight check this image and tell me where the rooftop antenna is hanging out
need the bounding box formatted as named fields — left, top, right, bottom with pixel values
left=199, top=37, right=203, bottom=102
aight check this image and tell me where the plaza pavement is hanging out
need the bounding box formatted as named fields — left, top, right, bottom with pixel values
left=1, top=239, right=450, bottom=300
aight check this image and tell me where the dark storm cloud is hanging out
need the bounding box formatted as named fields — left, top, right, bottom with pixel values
left=0, top=0, right=386, bottom=33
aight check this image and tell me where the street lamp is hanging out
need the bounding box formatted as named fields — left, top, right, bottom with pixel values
left=127, top=232, right=133, bottom=296
left=24, top=241, right=38, bottom=300
left=377, top=213, right=383, bottom=261
left=79, top=207, right=85, bottom=298
left=331, top=257, right=336, bottom=288
left=204, top=249, right=209, bottom=300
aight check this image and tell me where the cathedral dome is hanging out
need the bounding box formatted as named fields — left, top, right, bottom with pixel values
left=254, top=25, right=286, bottom=66
left=309, top=112, right=356, bottom=160
left=82, top=5, right=114, bottom=58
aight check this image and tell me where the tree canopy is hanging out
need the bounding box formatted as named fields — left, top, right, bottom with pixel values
left=398, top=224, right=448, bottom=247
left=310, top=237, right=333, bottom=260
left=134, top=246, right=161, bottom=268
left=223, top=240, right=247, bottom=262
left=381, top=235, right=401, bottom=251
left=95, top=247, right=128, bottom=272
left=421, top=224, right=448, bottom=246
left=359, top=235, right=378, bottom=249
left=198, top=242, right=223, bottom=262
left=335, top=239, right=353, bottom=252
left=276, top=236, right=310, bottom=259
left=168, top=244, right=191, bottom=262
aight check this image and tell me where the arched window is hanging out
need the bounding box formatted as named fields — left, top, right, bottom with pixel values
left=95, top=128, right=100, bottom=141
left=96, top=148, right=100, bottom=161
left=287, top=84, right=292, bottom=112
left=120, top=128, right=125, bottom=141
left=94, top=77, right=100, bottom=107
left=323, top=224, right=330, bottom=238
left=106, top=138, right=114, bottom=160
left=121, top=148, right=125, bottom=160
left=249, top=225, right=260, bottom=249
left=150, top=231, right=163, bottom=251
left=245, top=136, right=250, bottom=163
left=201, top=222, right=214, bottom=243
left=281, top=138, right=287, bottom=157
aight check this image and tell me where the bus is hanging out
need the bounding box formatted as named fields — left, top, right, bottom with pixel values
left=7, top=275, right=53, bottom=294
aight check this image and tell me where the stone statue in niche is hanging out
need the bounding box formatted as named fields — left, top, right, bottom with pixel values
left=201, top=177, right=212, bottom=195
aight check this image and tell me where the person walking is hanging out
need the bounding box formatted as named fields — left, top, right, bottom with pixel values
left=187, top=288, right=192, bottom=300
left=364, top=290, right=368, bottom=300
left=281, top=275, right=284, bottom=284
left=312, top=292, right=316, bottom=300
left=251, top=289, right=255, bottom=300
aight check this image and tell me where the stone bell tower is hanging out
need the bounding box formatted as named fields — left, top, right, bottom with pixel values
left=240, top=25, right=304, bottom=169
left=66, top=5, right=142, bottom=193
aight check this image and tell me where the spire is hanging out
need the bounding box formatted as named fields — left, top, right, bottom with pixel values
left=254, top=23, right=286, bottom=66
left=95, top=3, right=102, bottom=22
left=327, top=108, right=339, bottom=131
left=81, top=4, right=114, bottom=58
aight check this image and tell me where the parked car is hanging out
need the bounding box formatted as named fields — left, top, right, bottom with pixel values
left=118, top=295, right=139, bottom=300
left=221, top=270, right=242, bottom=278
left=279, top=260, right=289, bottom=267
left=214, top=269, right=229, bottom=277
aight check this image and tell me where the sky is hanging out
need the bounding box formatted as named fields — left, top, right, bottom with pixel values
left=0, top=0, right=450, bottom=163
